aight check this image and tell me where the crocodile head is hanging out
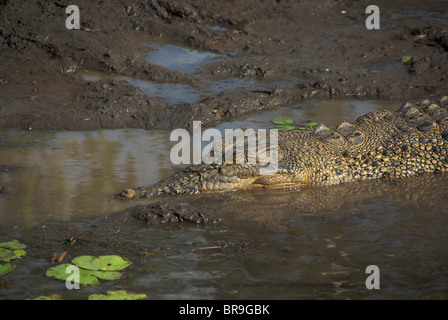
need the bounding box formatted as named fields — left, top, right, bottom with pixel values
left=115, top=127, right=351, bottom=200
left=115, top=131, right=326, bottom=200
left=116, top=157, right=310, bottom=200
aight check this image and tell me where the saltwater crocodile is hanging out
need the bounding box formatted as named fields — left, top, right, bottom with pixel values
left=117, top=96, right=448, bottom=200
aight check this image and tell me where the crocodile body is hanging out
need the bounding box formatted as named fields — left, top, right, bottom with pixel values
left=118, top=96, right=448, bottom=199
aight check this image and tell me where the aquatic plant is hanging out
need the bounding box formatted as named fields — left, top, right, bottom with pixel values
left=0, top=240, right=27, bottom=276
left=45, top=255, right=131, bottom=286
left=88, top=290, right=147, bottom=300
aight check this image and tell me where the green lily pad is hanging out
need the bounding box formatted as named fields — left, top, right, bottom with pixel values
left=0, top=263, right=16, bottom=276
left=46, top=263, right=94, bottom=286
left=0, top=240, right=27, bottom=250
left=92, top=269, right=123, bottom=281
left=0, top=248, right=15, bottom=262
left=307, top=122, right=318, bottom=127
left=401, top=55, right=413, bottom=63
left=72, top=255, right=131, bottom=271
left=45, top=263, right=123, bottom=286
left=46, top=255, right=131, bottom=286
left=88, top=290, right=147, bottom=300
left=28, top=294, right=62, bottom=300
left=0, top=247, right=26, bottom=262
left=272, top=118, right=294, bottom=125
left=273, top=124, right=295, bottom=131
left=0, top=240, right=26, bottom=276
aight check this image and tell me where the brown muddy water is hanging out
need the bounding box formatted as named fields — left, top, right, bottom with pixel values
left=1, top=100, right=448, bottom=299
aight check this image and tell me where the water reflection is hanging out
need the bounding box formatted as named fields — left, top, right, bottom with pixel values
left=217, top=98, right=401, bottom=131
left=0, top=129, right=175, bottom=227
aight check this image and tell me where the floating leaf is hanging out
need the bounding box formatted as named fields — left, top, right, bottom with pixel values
left=0, top=248, right=15, bottom=262
left=72, top=255, right=131, bottom=271
left=92, top=269, right=123, bottom=281
left=12, top=250, right=25, bottom=260
left=46, top=255, right=131, bottom=286
left=0, top=240, right=26, bottom=276
left=400, top=55, right=413, bottom=63
left=307, top=122, right=318, bottom=127
left=273, top=124, right=295, bottom=131
left=28, top=294, right=62, bottom=300
left=0, top=263, right=15, bottom=276
left=88, top=290, right=147, bottom=300
left=46, top=263, right=88, bottom=285
left=0, top=248, right=26, bottom=262
left=45, top=263, right=70, bottom=281
left=45, top=263, right=123, bottom=286
left=0, top=240, right=27, bottom=250
left=272, top=118, right=294, bottom=125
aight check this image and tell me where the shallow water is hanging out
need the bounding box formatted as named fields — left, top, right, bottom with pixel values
left=81, top=70, right=286, bottom=105
left=0, top=128, right=175, bottom=227
left=81, top=42, right=291, bottom=104
left=82, top=71, right=202, bottom=104
left=1, top=100, right=448, bottom=299
left=386, top=3, right=448, bottom=26
left=145, top=43, right=227, bottom=74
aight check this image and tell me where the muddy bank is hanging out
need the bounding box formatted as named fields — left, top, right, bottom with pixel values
left=107, top=202, right=220, bottom=225
left=1, top=0, right=447, bottom=131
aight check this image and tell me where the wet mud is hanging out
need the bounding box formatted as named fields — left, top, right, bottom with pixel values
left=1, top=0, right=448, bottom=131
left=108, top=202, right=220, bottom=225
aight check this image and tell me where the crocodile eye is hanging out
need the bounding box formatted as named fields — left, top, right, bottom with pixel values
left=325, top=132, right=346, bottom=147
left=418, top=121, right=438, bottom=133
left=346, top=130, right=365, bottom=145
